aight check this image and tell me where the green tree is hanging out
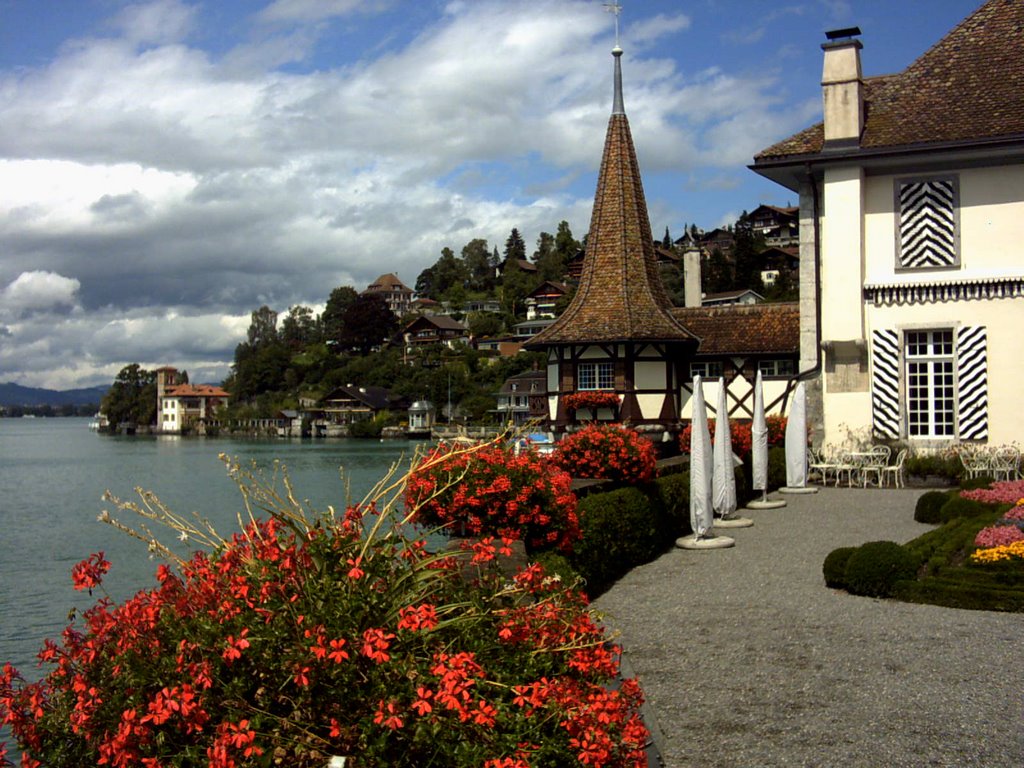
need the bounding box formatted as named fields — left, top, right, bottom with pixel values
left=340, top=294, right=397, bottom=355
left=461, top=238, right=493, bottom=292
left=100, top=364, right=157, bottom=428
left=504, top=228, right=526, bottom=263
left=321, top=286, right=358, bottom=344
left=246, top=305, right=279, bottom=348
left=281, top=305, right=318, bottom=349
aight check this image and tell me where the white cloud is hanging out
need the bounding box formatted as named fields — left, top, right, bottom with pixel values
left=1, top=271, right=81, bottom=315
left=0, top=0, right=812, bottom=388
left=112, top=0, right=198, bottom=46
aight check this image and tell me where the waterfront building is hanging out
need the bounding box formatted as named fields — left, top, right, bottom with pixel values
left=155, top=366, right=230, bottom=434
left=750, top=0, right=1024, bottom=448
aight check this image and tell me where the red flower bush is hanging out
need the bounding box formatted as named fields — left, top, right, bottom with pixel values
left=405, top=441, right=580, bottom=551
left=0, top=458, right=647, bottom=768
left=679, top=416, right=788, bottom=460
left=974, top=525, right=1024, bottom=548
left=552, top=424, right=657, bottom=484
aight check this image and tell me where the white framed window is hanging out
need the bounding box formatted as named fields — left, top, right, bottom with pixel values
left=689, top=361, right=723, bottom=379
left=895, top=175, right=959, bottom=270
left=758, top=359, right=795, bottom=378
left=905, top=329, right=955, bottom=438
left=578, top=361, right=614, bottom=390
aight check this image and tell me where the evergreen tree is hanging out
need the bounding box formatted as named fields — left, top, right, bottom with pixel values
left=503, top=228, right=526, bottom=263
left=662, top=226, right=672, bottom=249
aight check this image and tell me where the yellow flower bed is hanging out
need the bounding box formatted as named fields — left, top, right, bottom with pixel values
left=971, top=539, right=1024, bottom=564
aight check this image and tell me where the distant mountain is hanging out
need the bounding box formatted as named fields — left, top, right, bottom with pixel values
left=0, top=382, right=109, bottom=407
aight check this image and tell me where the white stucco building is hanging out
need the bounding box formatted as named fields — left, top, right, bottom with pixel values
left=751, top=0, right=1024, bottom=450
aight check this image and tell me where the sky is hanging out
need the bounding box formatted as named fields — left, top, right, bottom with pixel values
left=0, top=0, right=984, bottom=390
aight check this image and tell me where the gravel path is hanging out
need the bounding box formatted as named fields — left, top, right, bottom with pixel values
left=592, top=487, right=1023, bottom=768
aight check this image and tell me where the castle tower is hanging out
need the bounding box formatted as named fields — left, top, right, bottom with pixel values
left=526, top=35, right=696, bottom=432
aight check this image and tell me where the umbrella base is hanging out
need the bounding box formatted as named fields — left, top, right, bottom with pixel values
left=779, top=486, right=819, bottom=495
left=747, top=499, right=787, bottom=509
left=675, top=534, right=735, bottom=550
left=714, top=516, right=754, bottom=528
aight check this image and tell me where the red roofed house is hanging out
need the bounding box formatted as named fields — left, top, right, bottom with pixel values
left=751, top=0, right=1024, bottom=449
left=155, top=366, right=230, bottom=434
left=363, top=273, right=413, bottom=317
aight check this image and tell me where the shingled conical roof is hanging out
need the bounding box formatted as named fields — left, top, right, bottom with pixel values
left=527, top=46, right=695, bottom=347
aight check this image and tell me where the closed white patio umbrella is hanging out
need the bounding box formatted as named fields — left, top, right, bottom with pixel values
left=712, top=378, right=737, bottom=519
left=677, top=376, right=735, bottom=549
left=781, top=381, right=817, bottom=495
left=748, top=370, right=786, bottom=509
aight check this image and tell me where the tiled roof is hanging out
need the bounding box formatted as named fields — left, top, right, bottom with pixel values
left=164, top=384, right=230, bottom=398
left=673, top=302, right=799, bottom=355
left=366, top=273, right=411, bottom=291
left=528, top=68, right=695, bottom=346
left=756, top=0, right=1024, bottom=161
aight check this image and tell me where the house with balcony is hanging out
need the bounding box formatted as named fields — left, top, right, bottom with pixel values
left=524, top=281, right=571, bottom=320
left=494, top=369, right=548, bottom=426
left=402, top=315, right=468, bottom=350
left=751, top=0, right=1024, bottom=448
left=362, top=273, right=413, bottom=317
left=749, top=204, right=800, bottom=248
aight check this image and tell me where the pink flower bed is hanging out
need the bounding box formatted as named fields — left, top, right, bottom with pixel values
left=1005, top=504, right=1024, bottom=521
left=974, top=525, right=1024, bottom=549
left=960, top=480, right=1024, bottom=505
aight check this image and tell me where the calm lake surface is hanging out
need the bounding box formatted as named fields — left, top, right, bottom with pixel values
left=0, top=417, right=428, bottom=682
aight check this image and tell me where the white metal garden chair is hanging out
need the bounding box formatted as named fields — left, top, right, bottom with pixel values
left=880, top=449, right=908, bottom=488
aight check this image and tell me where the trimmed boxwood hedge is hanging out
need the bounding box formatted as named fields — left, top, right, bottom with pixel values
left=938, top=495, right=994, bottom=523
left=568, top=484, right=671, bottom=596
left=914, top=490, right=952, bottom=524
left=843, top=541, right=920, bottom=598
left=822, top=546, right=857, bottom=589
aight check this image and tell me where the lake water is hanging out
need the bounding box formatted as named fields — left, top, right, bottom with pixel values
left=0, top=418, right=429, bottom=684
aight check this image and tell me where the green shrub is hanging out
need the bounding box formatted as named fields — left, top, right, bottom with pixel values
left=904, top=453, right=960, bottom=482
left=570, top=486, right=664, bottom=597
left=939, top=495, right=993, bottom=523
left=767, top=446, right=787, bottom=489
left=822, top=547, right=857, bottom=589
left=655, top=471, right=690, bottom=536
left=959, top=475, right=996, bottom=491
left=530, top=550, right=582, bottom=588
left=914, top=490, right=953, bottom=524
left=843, top=541, right=919, bottom=598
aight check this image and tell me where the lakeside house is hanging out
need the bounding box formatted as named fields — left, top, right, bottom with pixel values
left=155, top=366, right=230, bottom=434
left=750, top=0, right=1024, bottom=449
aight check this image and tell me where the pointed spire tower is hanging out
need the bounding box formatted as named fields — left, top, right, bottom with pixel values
left=527, top=27, right=696, bottom=431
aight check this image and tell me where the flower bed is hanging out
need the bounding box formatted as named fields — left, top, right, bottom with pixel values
left=405, top=441, right=579, bottom=552
left=0, top=458, right=648, bottom=767
left=552, top=424, right=656, bottom=484
left=678, top=415, right=787, bottom=460
left=960, top=480, right=1024, bottom=505
left=561, top=392, right=621, bottom=412
left=974, top=525, right=1024, bottom=548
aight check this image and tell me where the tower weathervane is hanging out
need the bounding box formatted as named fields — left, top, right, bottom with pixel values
left=603, top=2, right=622, bottom=49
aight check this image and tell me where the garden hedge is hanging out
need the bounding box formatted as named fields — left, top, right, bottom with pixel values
left=914, top=490, right=953, bottom=525
left=822, top=546, right=857, bottom=590
left=842, top=540, right=920, bottom=598
left=938, top=495, right=994, bottom=523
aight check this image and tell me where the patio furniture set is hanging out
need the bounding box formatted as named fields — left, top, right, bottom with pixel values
left=809, top=446, right=907, bottom=488
left=956, top=445, right=1022, bottom=481
left=809, top=445, right=1022, bottom=488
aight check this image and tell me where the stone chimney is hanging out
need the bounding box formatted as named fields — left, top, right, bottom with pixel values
left=682, top=247, right=703, bottom=308
left=821, top=27, right=863, bottom=147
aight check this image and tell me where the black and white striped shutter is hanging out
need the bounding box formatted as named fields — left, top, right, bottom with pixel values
left=871, top=329, right=901, bottom=439
left=956, top=326, right=988, bottom=441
